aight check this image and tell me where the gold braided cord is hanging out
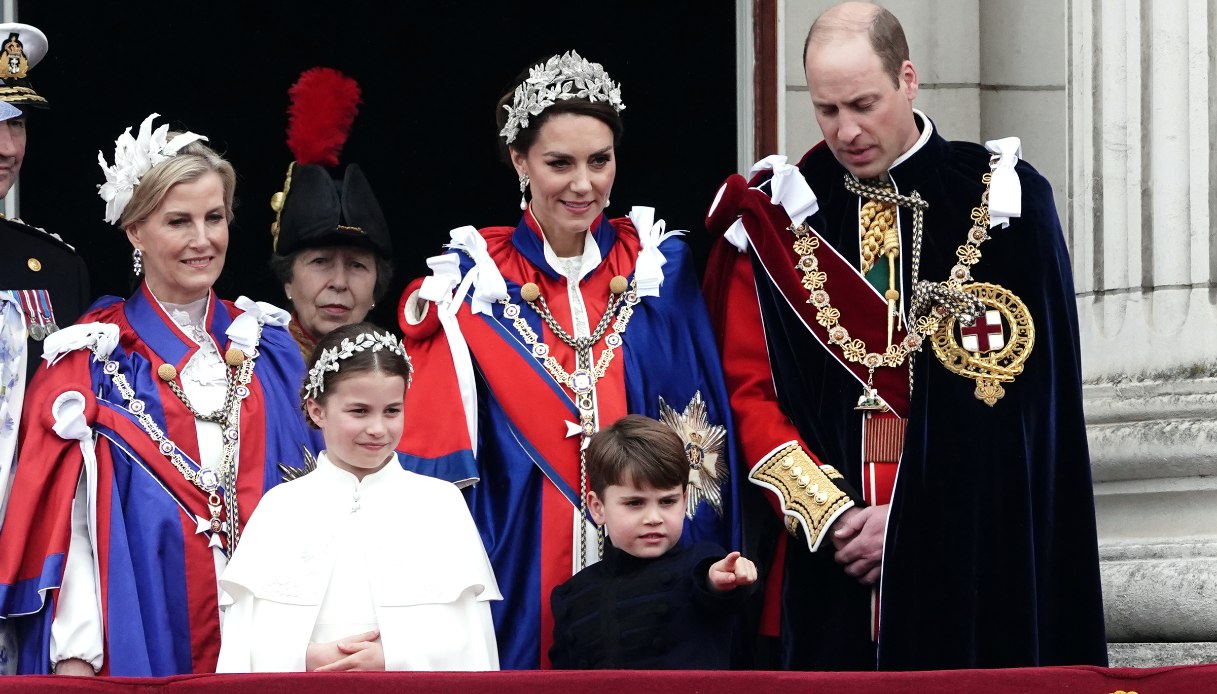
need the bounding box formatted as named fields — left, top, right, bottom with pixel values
left=859, top=199, right=896, bottom=274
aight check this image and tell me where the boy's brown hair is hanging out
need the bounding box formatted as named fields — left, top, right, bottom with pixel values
left=586, top=414, right=689, bottom=497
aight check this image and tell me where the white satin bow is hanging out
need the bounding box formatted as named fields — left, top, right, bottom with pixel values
left=629, top=206, right=685, bottom=298
left=52, top=391, right=92, bottom=443
left=750, top=154, right=820, bottom=223
left=229, top=297, right=291, bottom=356
left=419, top=254, right=461, bottom=303
left=42, top=323, right=120, bottom=367
left=985, top=137, right=1023, bottom=229
left=50, top=390, right=106, bottom=596
left=445, top=226, right=507, bottom=315
left=418, top=232, right=494, bottom=458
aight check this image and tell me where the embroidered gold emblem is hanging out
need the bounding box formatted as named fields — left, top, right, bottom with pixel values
left=3, top=34, right=28, bottom=79
left=749, top=442, right=852, bottom=551
left=658, top=391, right=727, bottom=519
left=930, top=282, right=1034, bottom=406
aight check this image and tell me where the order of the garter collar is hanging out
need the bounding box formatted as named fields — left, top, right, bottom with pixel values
left=499, top=50, right=625, bottom=145
left=304, top=331, right=410, bottom=399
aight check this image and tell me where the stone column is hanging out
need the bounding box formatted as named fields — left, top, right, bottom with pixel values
left=1069, top=0, right=1217, bottom=667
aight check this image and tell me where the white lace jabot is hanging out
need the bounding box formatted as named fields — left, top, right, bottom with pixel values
left=160, top=295, right=227, bottom=394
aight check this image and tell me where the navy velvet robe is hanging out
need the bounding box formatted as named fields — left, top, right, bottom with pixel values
left=705, top=119, right=1107, bottom=670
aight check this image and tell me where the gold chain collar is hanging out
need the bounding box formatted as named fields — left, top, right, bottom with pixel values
left=97, top=338, right=259, bottom=557
left=499, top=277, right=640, bottom=569
left=790, top=173, right=995, bottom=375
left=499, top=277, right=639, bottom=399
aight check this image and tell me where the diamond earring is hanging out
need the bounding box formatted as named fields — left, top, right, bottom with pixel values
left=519, top=174, right=530, bottom=211
left=132, top=249, right=143, bottom=276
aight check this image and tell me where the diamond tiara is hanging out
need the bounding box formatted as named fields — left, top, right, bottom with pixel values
left=304, top=330, right=412, bottom=400
left=499, top=50, right=625, bottom=145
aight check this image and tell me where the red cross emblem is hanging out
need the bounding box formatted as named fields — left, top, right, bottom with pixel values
left=960, top=309, right=1005, bottom=353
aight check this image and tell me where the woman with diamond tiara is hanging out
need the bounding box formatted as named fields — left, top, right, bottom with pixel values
left=396, top=51, right=744, bottom=669
left=0, top=114, right=317, bottom=675
left=216, top=322, right=500, bottom=672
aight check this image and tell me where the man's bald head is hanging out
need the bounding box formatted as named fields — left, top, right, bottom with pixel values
left=803, top=2, right=909, bottom=88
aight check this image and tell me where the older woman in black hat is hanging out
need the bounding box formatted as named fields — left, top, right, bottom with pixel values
left=268, top=68, right=393, bottom=360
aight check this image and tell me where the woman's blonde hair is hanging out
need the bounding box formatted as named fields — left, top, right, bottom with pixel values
left=120, top=137, right=236, bottom=230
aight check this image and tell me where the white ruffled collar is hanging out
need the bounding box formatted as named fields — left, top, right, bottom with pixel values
left=541, top=228, right=601, bottom=282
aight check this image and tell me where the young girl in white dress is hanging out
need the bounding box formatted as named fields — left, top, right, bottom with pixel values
left=216, top=322, right=500, bottom=672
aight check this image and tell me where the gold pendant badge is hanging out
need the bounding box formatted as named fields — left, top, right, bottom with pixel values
left=3, top=34, right=29, bottom=79
left=930, top=282, right=1034, bottom=406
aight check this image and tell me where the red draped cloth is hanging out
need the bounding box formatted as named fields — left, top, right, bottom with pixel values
left=1, top=665, right=1210, bottom=693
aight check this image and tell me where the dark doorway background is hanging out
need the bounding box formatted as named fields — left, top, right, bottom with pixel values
left=16, top=2, right=737, bottom=330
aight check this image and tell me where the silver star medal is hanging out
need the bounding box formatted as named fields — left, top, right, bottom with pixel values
left=279, top=444, right=318, bottom=482
left=658, top=391, right=727, bottom=519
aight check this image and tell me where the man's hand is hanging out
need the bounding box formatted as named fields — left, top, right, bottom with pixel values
left=830, top=504, right=888, bottom=586
left=306, top=629, right=382, bottom=672
left=707, top=551, right=759, bottom=592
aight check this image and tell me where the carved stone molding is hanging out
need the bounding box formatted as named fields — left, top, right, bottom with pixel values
left=1101, top=540, right=1217, bottom=642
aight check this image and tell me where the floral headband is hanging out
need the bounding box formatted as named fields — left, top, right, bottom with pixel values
left=97, top=113, right=208, bottom=225
left=304, top=330, right=412, bottom=400
left=499, top=50, right=625, bottom=145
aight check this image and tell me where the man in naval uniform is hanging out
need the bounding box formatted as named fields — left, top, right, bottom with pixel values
left=0, top=23, right=88, bottom=675
left=703, top=1, right=1106, bottom=671
left=0, top=23, right=88, bottom=383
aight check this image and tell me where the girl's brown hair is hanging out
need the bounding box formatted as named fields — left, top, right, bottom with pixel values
left=299, top=321, right=411, bottom=428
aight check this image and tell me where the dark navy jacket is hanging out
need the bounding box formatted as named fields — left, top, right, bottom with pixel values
left=549, top=542, right=755, bottom=669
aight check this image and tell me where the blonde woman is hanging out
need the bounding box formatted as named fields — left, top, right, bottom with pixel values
left=0, top=114, right=316, bottom=675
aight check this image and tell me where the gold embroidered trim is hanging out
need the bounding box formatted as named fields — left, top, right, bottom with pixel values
left=3, top=34, right=29, bottom=79
left=749, top=442, right=852, bottom=552
left=0, top=86, right=46, bottom=103
left=820, top=464, right=844, bottom=480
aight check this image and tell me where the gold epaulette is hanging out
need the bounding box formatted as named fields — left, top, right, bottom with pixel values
left=748, top=441, right=854, bottom=552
